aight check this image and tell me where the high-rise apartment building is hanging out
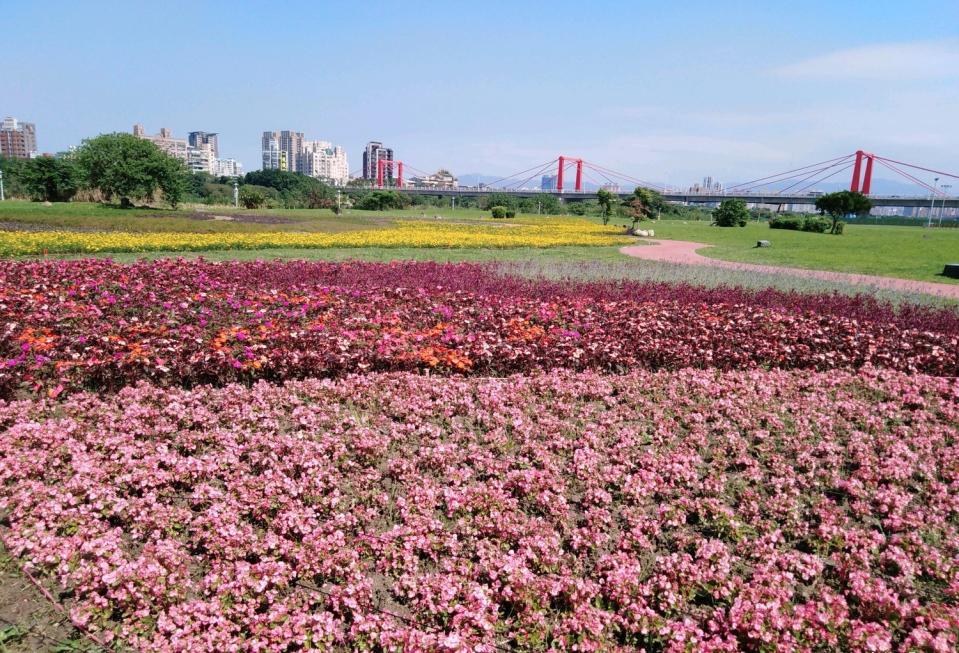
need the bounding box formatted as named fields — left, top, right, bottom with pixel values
left=262, top=130, right=306, bottom=172
left=298, top=140, right=349, bottom=185
left=187, top=142, right=216, bottom=174
left=133, top=124, right=189, bottom=161
left=135, top=124, right=241, bottom=176
left=0, top=117, right=38, bottom=159
left=261, top=132, right=280, bottom=170
left=541, top=175, right=558, bottom=191
left=362, top=141, right=393, bottom=182
left=189, top=131, right=219, bottom=158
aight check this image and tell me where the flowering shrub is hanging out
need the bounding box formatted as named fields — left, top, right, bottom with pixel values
left=1, top=259, right=956, bottom=398
left=0, top=219, right=630, bottom=255
left=1, top=369, right=956, bottom=651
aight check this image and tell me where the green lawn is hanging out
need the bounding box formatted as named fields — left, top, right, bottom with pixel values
left=2, top=201, right=957, bottom=285
left=0, top=201, right=546, bottom=233
left=634, top=220, right=959, bottom=284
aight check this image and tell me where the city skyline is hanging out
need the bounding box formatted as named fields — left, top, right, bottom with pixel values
left=4, top=1, right=959, bottom=188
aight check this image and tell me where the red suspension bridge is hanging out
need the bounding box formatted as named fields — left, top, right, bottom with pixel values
left=346, top=151, right=959, bottom=209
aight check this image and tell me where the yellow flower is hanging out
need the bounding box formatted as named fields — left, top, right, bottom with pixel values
left=0, top=218, right=631, bottom=255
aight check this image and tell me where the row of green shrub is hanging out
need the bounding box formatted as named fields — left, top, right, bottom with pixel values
left=769, top=215, right=832, bottom=233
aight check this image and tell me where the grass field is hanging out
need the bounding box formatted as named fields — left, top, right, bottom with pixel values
left=629, top=219, right=959, bottom=283
left=0, top=201, right=529, bottom=233
left=1, top=200, right=957, bottom=285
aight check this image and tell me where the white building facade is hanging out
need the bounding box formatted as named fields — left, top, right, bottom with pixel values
left=298, top=140, right=349, bottom=185
left=214, top=158, right=243, bottom=178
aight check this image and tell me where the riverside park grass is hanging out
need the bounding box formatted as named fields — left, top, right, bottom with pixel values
left=0, top=200, right=957, bottom=284
left=619, top=218, right=959, bottom=284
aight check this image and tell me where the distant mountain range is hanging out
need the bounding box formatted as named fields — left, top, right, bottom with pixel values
left=456, top=172, right=939, bottom=196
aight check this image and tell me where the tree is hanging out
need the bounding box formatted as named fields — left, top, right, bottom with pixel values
left=354, top=190, right=409, bottom=211
left=815, top=191, right=872, bottom=234
left=239, top=186, right=267, bottom=209
left=241, top=169, right=335, bottom=209
left=75, top=133, right=188, bottom=208
left=0, top=156, right=29, bottom=199
left=483, top=192, right=517, bottom=211
left=713, top=199, right=749, bottom=227
left=625, top=187, right=659, bottom=230
left=636, top=187, right=667, bottom=214
left=596, top=189, right=617, bottom=225
left=19, top=155, right=81, bottom=202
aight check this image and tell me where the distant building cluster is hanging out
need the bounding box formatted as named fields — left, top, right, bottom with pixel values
left=688, top=176, right=724, bottom=194
left=409, top=169, right=458, bottom=189
left=261, top=130, right=349, bottom=185
left=133, top=124, right=243, bottom=177
left=0, top=116, right=38, bottom=159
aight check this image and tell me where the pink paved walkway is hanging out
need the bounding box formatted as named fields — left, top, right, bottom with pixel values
left=620, top=240, right=959, bottom=300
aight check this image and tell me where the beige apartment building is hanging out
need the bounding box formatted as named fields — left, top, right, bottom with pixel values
left=0, top=116, right=38, bottom=159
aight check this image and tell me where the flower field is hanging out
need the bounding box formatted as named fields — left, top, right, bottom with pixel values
left=2, top=370, right=957, bottom=651
left=1, top=258, right=958, bottom=652
left=0, top=219, right=630, bottom=255
left=1, top=259, right=957, bottom=398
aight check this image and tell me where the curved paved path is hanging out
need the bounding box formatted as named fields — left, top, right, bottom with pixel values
left=620, top=240, right=959, bottom=299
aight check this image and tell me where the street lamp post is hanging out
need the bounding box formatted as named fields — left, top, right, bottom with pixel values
left=0, top=169, right=4, bottom=201
left=928, top=177, right=939, bottom=227
left=233, top=181, right=239, bottom=208
left=940, top=184, right=952, bottom=228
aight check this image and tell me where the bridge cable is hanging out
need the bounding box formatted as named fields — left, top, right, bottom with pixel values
left=870, top=156, right=959, bottom=182
left=774, top=158, right=856, bottom=195
left=482, top=158, right=560, bottom=189
left=582, top=161, right=664, bottom=191
left=584, top=161, right=662, bottom=189
left=723, top=154, right=856, bottom=192
left=730, top=155, right=857, bottom=193
left=872, top=159, right=943, bottom=195
left=793, top=161, right=856, bottom=195
left=505, top=160, right=560, bottom=190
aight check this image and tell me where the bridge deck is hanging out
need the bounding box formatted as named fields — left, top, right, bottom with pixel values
left=335, top=186, right=959, bottom=209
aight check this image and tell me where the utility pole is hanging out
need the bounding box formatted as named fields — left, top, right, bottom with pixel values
left=451, top=196, right=455, bottom=212
left=0, top=170, right=4, bottom=201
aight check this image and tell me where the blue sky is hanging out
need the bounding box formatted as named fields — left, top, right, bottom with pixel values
left=4, top=0, right=959, bottom=188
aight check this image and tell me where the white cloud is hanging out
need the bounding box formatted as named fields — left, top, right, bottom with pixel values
left=772, top=40, right=959, bottom=80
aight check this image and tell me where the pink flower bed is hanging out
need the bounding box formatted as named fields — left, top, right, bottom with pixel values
left=1, top=369, right=957, bottom=651
left=2, top=259, right=957, bottom=398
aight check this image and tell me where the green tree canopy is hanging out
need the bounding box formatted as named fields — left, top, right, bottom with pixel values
left=713, top=199, right=749, bottom=227
left=596, top=189, right=617, bottom=225
left=624, top=187, right=662, bottom=228
left=353, top=190, right=410, bottom=211
left=74, top=133, right=188, bottom=208
left=239, top=186, right=267, bottom=209
left=20, top=155, right=81, bottom=202
left=0, top=156, right=29, bottom=199
left=241, top=169, right=335, bottom=208
left=815, top=191, right=872, bottom=234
